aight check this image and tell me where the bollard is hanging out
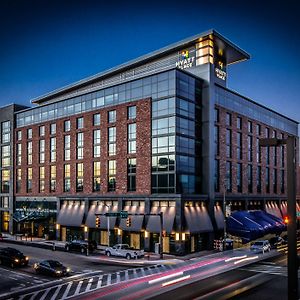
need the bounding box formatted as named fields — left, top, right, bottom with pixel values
left=52, top=242, right=56, bottom=251
left=86, top=248, right=89, bottom=256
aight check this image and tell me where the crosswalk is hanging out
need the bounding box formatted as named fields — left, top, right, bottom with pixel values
left=241, top=262, right=291, bottom=277
left=10, top=264, right=173, bottom=300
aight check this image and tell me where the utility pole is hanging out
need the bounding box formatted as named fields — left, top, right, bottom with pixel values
left=223, top=181, right=227, bottom=251
left=260, top=136, right=298, bottom=300
left=159, top=211, right=163, bottom=259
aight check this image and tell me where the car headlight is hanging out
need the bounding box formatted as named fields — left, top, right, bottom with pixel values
left=33, top=263, right=38, bottom=269
left=56, top=270, right=62, bottom=274
left=14, top=259, right=19, bottom=263
left=66, top=268, right=71, bottom=272
left=25, top=256, right=29, bottom=260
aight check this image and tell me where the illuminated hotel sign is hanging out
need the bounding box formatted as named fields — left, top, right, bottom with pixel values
left=176, top=50, right=195, bottom=69
left=215, top=59, right=227, bottom=81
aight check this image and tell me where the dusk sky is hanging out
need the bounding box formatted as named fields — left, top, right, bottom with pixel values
left=0, top=0, right=299, bottom=130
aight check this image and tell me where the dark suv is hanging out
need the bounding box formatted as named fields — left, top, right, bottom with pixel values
left=65, top=240, right=96, bottom=253
left=0, top=247, right=29, bottom=268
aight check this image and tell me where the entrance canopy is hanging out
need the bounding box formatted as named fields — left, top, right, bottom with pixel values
left=146, top=206, right=175, bottom=234
left=184, top=206, right=214, bottom=234
left=119, top=206, right=145, bottom=232
left=86, top=204, right=118, bottom=230
left=57, top=202, right=85, bottom=227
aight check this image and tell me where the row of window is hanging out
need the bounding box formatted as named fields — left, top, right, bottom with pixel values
left=16, top=158, right=137, bottom=194
left=214, top=160, right=285, bottom=194
left=16, top=106, right=136, bottom=141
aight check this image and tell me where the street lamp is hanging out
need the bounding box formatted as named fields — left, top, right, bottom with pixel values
left=223, top=181, right=227, bottom=251
left=260, top=136, right=297, bottom=300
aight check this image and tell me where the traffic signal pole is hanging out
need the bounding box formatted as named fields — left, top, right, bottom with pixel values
left=159, top=212, right=163, bottom=259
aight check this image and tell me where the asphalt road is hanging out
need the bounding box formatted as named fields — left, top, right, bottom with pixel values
left=0, top=242, right=137, bottom=298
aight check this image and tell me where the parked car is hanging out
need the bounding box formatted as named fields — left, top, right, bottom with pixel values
left=65, top=240, right=96, bottom=253
left=0, top=247, right=29, bottom=268
left=269, top=236, right=284, bottom=249
left=34, top=260, right=70, bottom=277
left=105, top=244, right=144, bottom=259
left=0, top=233, right=3, bottom=241
left=250, top=240, right=271, bottom=253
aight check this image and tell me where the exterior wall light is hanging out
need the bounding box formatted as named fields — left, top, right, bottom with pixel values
left=144, top=231, right=149, bottom=238
left=56, top=224, right=60, bottom=230
left=175, top=233, right=180, bottom=241
left=182, top=233, right=186, bottom=241
left=84, top=226, right=88, bottom=233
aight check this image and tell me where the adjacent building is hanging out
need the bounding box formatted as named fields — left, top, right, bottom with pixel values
left=0, top=29, right=299, bottom=255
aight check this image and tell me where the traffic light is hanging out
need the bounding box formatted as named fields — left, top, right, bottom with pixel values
left=95, top=216, right=100, bottom=228
left=126, top=217, right=132, bottom=227
left=284, top=216, right=289, bottom=224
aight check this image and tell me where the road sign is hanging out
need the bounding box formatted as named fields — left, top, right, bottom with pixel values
left=105, top=212, right=119, bottom=217
left=120, top=211, right=128, bottom=219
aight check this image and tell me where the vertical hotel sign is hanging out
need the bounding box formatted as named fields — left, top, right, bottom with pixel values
left=176, top=49, right=195, bottom=70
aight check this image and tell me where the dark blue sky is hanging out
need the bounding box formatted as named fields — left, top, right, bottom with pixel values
left=0, top=0, right=299, bottom=127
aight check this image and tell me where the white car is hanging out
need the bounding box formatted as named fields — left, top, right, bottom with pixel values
left=105, top=244, right=144, bottom=260
left=250, top=240, right=271, bottom=253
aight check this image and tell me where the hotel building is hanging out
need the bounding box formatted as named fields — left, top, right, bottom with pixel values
left=0, top=30, right=299, bottom=255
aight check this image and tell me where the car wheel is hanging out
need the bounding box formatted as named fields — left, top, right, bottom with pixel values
left=106, top=251, right=111, bottom=257
left=126, top=253, right=131, bottom=260
left=10, top=262, right=15, bottom=269
left=81, top=247, right=85, bottom=254
left=66, top=245, right=69, bottom=251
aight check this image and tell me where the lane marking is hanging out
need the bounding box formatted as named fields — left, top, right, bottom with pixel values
left=234, top=256, right=258, bottom=264
left=62, top=282, right=72, bottom=299
left=50, top=285, right=62, bottom=300
left=74, top=280, right=83, bottom=296
left=107, top=274, right=111, bottom=285
left=225, top=255, right=247, bottom=262
left=149, top=272, right=183, bottom=284
left=96, top=276, right=103, bottom=289
left=161, top=275, right=190, bottom=287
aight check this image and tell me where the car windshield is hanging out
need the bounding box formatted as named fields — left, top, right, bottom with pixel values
left=121, top=245, right=130, bottom=249
left=253, top=242, right=264, bottom=246
left=8, top=249, right=22, bottom=255
left=48, top=261, right=63, bottom=267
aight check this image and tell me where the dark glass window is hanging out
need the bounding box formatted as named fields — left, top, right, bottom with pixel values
left=248, top=121, right=252, bottom=133
left=237, top=163, right=242, bottom=193
left=237, top=117, right=242, bottom=130
left=128, top=106, right=136, bottom=119
left=108, top=160, right=116, bottom=191
left=214, top=126, right=219, bottom=156
left=108, top=110, right=116, bottom=123
left=127, top=158, right=136, bottom=192
left=64, top=164, right=71, bottom=192
left=27, top=128, right=32, bottom=139
left=256, top=138, right=261, bottom=163
left=226, top=129, right=231, bottom=158
left=215, top=108, right=219, bottom=122
left=93, top=113, right=100, bottom=126
left=237, top=132, right=242, bottom=160
left=257, top=166, right=262, bottom=193
left=226, top=113, right=231, bottom=126
left=273, top=169, right=277, bottom=194
left=266, top=167, right=270, bottom=193
left=93, top=161, right=101, bottom=192
left=247, top=164, right=252, bottom=193
left=64, top=120, right=71, bottom=132
left=76, top=163, right=84, bottom=192
left=77, top=117, right=84, bottom=129
left=50, top=123, right=56, bottom=135
left=280, top=170, right=285, bottom=193
left=248, top=136, right=252, bottom=162
left=256, top=124, right=261, bottom=136
left=226, top=161, right=232, bottom=192
left=214, top=159, right=220, bottom=192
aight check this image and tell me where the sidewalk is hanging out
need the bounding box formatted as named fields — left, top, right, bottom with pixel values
left=0, top=233, right=217, bottom=263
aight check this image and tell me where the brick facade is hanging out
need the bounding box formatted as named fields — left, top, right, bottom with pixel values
left=215, top=105, right=288, bottom=198
left=14, top=98, right=151, bottom=197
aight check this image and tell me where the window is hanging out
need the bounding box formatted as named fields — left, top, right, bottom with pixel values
left=256, top=138, right=261, bottom=163
left=1, top=145, right=10, bottom=167
left=93, top=113, right=100, bottom=126
left=16, top=143, right=22, bottom=165
left=93, top=130, right=101, bottom=158
left=16, top=169, right=22, bottom=193
left=39, top=140, right=45, bottom=163
left=237, top=117, right=242, bottom=130
left=214, top=159, right=219, bottom=192
left=108, top=160, right=116, bottom=191
left=77, top=117, right=84, bottom=129
left=108, top=127, right=116, bottom=156
left=1, top=121, right=10, bottom=143
left=214, top=126, right=219, bottom=156
left=226, top=113, right=231, bottom=126
left=50, top=123, right=56, bottom=135
left=247, top=164, right=252, bottom=193
left=50, top=137, right=56, bottom=162
left=257, top=166, right=262, bottom=193
left=27, top=168, right=32, bottom=193
left=27, top=141, right=32, bottom=164
left=280, top=170, right=285, bottom=193
left=128, top=123, right=136, bottom=154
left=1, top=169, right=10, bottom=193
left=77, top=132, right=84, bottom=160
left=256, top=124, right=261, bottom=136
left=226, top=129, right=231, bottom=158
left=39, top=166, right=45, bottom=192
left=214, top=108, right=219, bottom=122
left=93, top=161, right=101, bottom=191
left=76, top=163, right=84, bottom=192
left=273, top=169, right=277, bottom=194
left=225, top=161, right=232, bottom=192
left=237, top=132, right=242, bottom=160
left=128, top=106, right=136, bottom=119
left=27, top=128, right=32, bottom=139
left=248, top=121, right=252, bottom=133
left=39, top=126, right=45, bottom=136
left=50, top=166, right=56, bottom=192
left=17, top=131, right=22, bottom=141
left=64, top=164, right=71, bottom=192
left=108, top=110, right=116, bottom=123
left=237, top=163, right=242, bottom=193
left=127, top=158, right=136, bottom=192
left=64, top=120, right=71, bottom=132
left=248, top=136, right=252, bottom=162
left=64, top=135, right=71, bottom=161
left=266, top=167, right=270, bottom=193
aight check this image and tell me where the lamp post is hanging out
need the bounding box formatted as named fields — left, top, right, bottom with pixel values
left=223, top=181, right=227, bottom=251
left=260, top=136, right=297, bottom=300
left=102, top=202, right=111, bottom=247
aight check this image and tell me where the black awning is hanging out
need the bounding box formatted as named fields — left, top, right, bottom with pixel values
left=119, top=206, right=144, bottom=232
left=85, top=204, right=117, bottom=230
left=146, top=206, right=175, bottom=234
left=184, top=206, right=213, bottom=233
left=214, top=206, right=224, bottom=230
left=57, top=202, right=85, bottom=227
